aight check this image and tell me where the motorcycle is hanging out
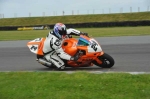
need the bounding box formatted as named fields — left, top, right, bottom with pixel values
left=27, top=35, right=115, bottom=69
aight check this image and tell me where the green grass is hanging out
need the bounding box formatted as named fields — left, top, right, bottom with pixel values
left=0, top=26, right=150, bottom=41
left=1, top=12, right=150, bottom=99
left=0, top=12, right=150, bottom=26
left=0, top=30, right=49, bottom=41
left=0, top=72, right=150, bottom=99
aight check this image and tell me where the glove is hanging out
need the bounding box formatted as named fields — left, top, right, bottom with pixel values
left=70, top=53, right=80, bottom=61
left=80, top=32, right=88, bottom=36
left=70, top=56, right=79, bottom=61
left=68, top=35, right=72, bottom=38
left=70, top=50, right=83, bottom=61
left=84, top=33, right=88, bottom=36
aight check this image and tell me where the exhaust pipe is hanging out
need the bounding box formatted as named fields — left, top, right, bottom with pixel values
left=37, top=58, right=52, bottom=67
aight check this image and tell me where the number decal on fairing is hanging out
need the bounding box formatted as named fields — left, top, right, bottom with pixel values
left=88, top=39, right=102, bottom=53
left=30, top=45, right=37, bottom=51
left=90, top=40, right=98, bottom=52
left=27, top=38, right=42, bottom=54
left=91, top=43, right=97, bottom=51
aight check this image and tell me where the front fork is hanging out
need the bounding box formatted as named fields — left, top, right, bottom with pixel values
left=95, top=51, right=104, bottom=64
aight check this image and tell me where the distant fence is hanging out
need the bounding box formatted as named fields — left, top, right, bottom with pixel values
left=0, top=20, right=150, bottom=31
left=0, top=6, right=150, bottom=18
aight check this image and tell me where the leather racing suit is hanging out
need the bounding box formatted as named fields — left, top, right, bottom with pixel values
left=42, top=28, right=81, bottom=68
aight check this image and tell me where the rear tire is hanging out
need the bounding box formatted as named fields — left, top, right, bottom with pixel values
left=93, top=53, right=115, bottom=68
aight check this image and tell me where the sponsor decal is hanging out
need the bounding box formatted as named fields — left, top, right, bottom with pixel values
left=17, top=26, right=49, bottom=31
left=33, top=26, right=44, bottom=30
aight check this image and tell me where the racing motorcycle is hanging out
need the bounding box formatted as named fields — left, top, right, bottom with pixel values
left=27, top=35, right=115, bottom=69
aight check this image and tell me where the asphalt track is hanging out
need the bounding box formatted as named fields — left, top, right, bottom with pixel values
left=0, top=36, right=150, bottom=72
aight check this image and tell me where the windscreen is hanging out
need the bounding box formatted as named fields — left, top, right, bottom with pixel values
left=77, top=36, right=90, bottom=46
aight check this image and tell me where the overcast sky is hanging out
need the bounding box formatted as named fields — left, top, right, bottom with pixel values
left=0, top=0, right=150, bottom=18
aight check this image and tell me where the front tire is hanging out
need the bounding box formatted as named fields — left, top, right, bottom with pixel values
left=93, top=53, right=115, bottom=68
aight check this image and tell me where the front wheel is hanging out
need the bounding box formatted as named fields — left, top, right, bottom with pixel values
left=93, top=53, right=115, bottom=68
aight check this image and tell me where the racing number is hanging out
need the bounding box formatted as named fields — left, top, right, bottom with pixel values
left=30, top=45, right=37, bottom=51
left=90, top=40, right=98, bottom=51
left=91, top=43, right=97, bottom=51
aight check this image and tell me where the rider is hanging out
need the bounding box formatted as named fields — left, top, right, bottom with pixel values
left=42, top=23, right=88, bottom=70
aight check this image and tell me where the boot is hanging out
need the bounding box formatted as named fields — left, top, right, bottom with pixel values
left=37, top=58, right=52, bottom=67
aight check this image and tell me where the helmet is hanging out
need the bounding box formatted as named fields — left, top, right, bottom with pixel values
left=53, top=23, right=67, bottom=39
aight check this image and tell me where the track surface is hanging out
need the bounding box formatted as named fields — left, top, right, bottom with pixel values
left=0, top=36, right=150, bottom=72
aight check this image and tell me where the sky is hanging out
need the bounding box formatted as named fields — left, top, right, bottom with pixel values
left=0, top=0, right=150, bottom=18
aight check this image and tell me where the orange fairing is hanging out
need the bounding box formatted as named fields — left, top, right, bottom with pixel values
left=62, top=38, right=78, bottom=56
left=27, top=38, right=45, bottom=55
left=37, top=38, right=45, bottom=55
left=62, top=35, right=90, bottom=56
left=62, top=36, right=104, bottom=67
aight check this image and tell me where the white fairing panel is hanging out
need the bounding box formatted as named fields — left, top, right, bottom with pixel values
left=29, top=38, right=42, bottom=43
left=87, top=38, right=102, bottom=53
left=28, top=44, right=39, bottom=54
left=27, top=38, right=42, bottom=54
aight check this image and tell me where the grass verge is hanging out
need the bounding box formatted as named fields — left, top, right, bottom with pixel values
left=0, top=72, right=150, bottom=99
left=0, top=26, right=150, bottom=41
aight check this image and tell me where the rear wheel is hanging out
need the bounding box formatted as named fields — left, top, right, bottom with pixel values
left=93, top=53, right=115, bottom=68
